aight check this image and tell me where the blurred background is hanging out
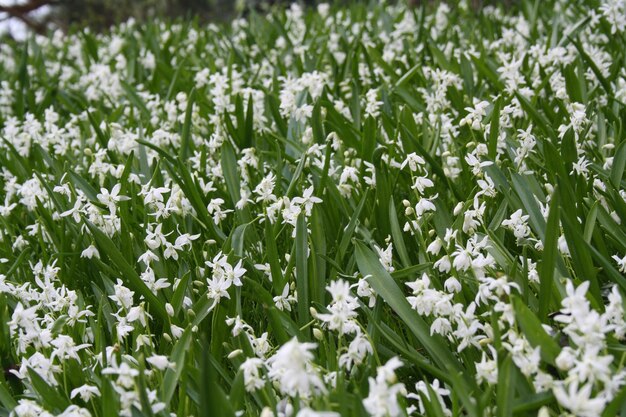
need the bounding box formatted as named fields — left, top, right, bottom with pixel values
left=0, top=0, right=500, bottom=39
left=1, top=0, right=312, bottom=38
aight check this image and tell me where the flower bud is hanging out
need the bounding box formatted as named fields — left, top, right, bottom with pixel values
left=313, top=328, right=324, bottom=340
left=227, top=349, right=243, bottom=359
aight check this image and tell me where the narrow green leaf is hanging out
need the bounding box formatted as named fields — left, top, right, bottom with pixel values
left=488, top=98, right=501, bottom=159
left=28, top=368, right=69, bottom=412
left=496, top=355, right=514, bottom=417
left=389, top=199, right=411, bottom=268
left=336, top=190, right=369, bottom=263
left=511, top=172, right=546, bottom=240
left=180, top=88, right=196, bottom=160
left=512, top=296, right=560, bottom=365
left=0, top=380, right=17, bottom=410
left=221, top=141, right=241, bottom=204
left=296, top=213, right=310, bottom=327
left=539, top=190, right=560, bottom=321
left=512, top=392, right=554, bottom=413
left=611, top=141, right=626, bottom=187
left=584, top=201, right=598, bottom=244
left=200, top=347, right=236, bottom=417
left=602, top=383, right=626, bottom=417
left=162, top=326, right=192, bottom=407
left=171, top=271, right=191, bottom=316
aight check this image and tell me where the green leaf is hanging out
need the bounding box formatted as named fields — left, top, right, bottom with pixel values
left=539, top=189, right=560, bottom=321
left=230, top=223, right=250, bottom=258
left=162, top=326, right=193, bottom=407
left=228, top=370, right=247, bottom=411
left=180, top=87, right=196, bottom=160
left=336, top=190, right=369, bottom=263
left=171, top=272, right=191, bottom=315
left=136, top=358, right=156, bottom=417
left=488, top=98, right=501, bottom=159
left=296, top=213, right=310, bottom=327
left=394, top=63, right=421, bottom=89
left=389, top=199, right=411, bottom=268
left=511, top=296, right=560, bottom=365
left=265, top=220, right=285, bottom=294
left=121, top=81, right=150, bottom=118
left=221, top=141, right=241, bottom=205
left=514, top=93, right=556, bottom=140
left=512, top=392, right=554, bottom=413
left=390, top=263, right=432, bottom=279
left=571, top=37, right=613, bottom=99
left=496, top=355, right=514, bottom=417
left=0, top=380, right=17, bottom=410
left=602, top=383, right=626, bottom=417
left=27, top=368, right=69, bottom=412
left=510, top=172, right=546, bottom=241
left=611, top=141, right=626, bottom=187
left=199, top=345, right=236, bottom=417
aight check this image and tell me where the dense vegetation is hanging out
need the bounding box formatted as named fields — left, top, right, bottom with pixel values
left=1, top=1, right=626, bottom=416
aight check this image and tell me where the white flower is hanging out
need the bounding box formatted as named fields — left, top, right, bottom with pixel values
left=553, top=381, right=606, bottom=417
left=430, top=317, right=452, bottom=336
left=364, top=89, right=382, bottom=118
left=266, top=337, right=325, bottom=398
left=240, top=357, right=265, bottom=392
left=415, top=196, right=437, bottom=217
left=273, top=283, right=295, bottom=311
left=316, top=280, right=359, bottom=335
left=70, top=384, right=101, bottom=402
left=444, top=277, right=461, bottom=293
left=612, top=254, right=626, bottom=273
left=475, top=352, right=498, bottom=385
left=296, top=409, right=340, bottom=417
left=555, top=347, right=576, bottom=371
left=363, top=357, right=406, bottom=417
left=80, top=244, right=100, bottom=259
left=97, top=183, right=130, bottom=214
left=339, top=331, right=372, bottom=370
left=146, top=355, right=174, bottom=371
left=292, top=186, right=322, bottom=216
left=401, top=153, right=426, bottom=172
left=375, top=242, right=394, bottom=273
left=170, top=324, right=184, bottom=339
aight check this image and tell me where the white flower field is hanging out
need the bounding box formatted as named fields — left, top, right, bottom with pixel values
left=1, top=1, right=626, bottom=416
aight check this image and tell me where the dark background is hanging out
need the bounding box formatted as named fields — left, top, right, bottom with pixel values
left=0, top=0, right=503, bottom=37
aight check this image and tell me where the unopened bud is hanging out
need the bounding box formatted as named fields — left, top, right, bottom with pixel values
left=227, top=349, right=243, bottom=359
left=260, top=407, right=274, bottom=417
left=313, top=328, right=324, bottom=340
